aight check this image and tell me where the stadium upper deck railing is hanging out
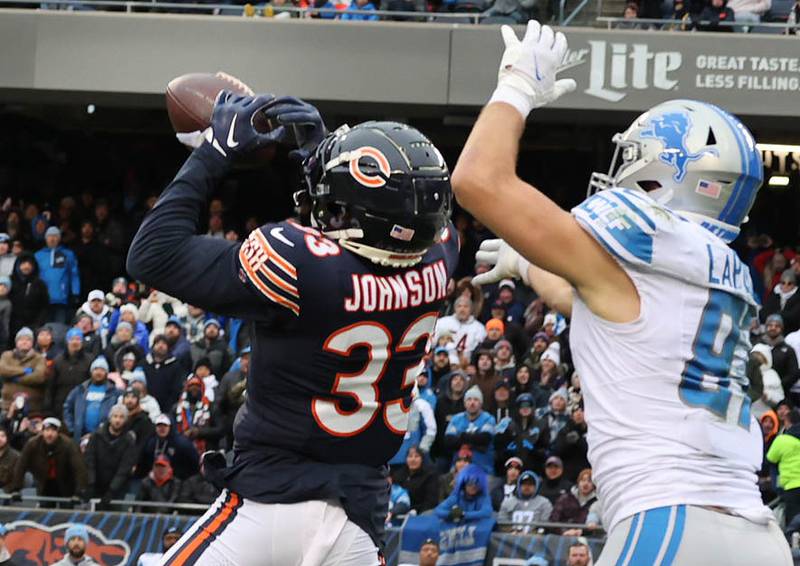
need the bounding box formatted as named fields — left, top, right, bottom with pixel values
left=597, top=15, right=799, bottom=31
left=0, top=0, right=591, bottom=26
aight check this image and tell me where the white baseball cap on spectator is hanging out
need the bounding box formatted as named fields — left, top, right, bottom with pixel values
left=155, top=414, right=171, bottom=427
left=42, top=417, right=61, bottom=430
left=88, top=289, right=104, bottom=302
left=543, top=313, right=558, bottom=327
left=499, top=279, right=516, bottom=291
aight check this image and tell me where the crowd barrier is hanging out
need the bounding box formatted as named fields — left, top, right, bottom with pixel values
left=0, top=503, right=794, bottom=565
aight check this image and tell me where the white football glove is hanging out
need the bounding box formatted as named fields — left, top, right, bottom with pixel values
left=472, top=239, right=532, bottom=287
left=489, top=20, right=577, bottom=119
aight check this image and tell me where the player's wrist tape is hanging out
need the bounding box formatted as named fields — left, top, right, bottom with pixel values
left=488, top=84, right=533, bottom=120
left=516, top=255, right=531, bottom=286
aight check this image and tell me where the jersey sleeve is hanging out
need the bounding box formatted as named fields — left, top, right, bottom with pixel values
left=571, top=188, right=658, bottom=268
left=238, top=222, right=307, bottom=317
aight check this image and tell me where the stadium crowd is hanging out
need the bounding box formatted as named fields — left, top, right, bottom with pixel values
left=0, top=188, right=794, bottom=561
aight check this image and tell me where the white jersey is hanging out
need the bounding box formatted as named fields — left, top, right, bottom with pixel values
left=570, top=188, right=772, bottom=531
left=434, top=315, right=487, bottom=360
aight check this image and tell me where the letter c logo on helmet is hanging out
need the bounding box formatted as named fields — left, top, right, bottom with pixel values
left=348, top=146, right=391, bottom=188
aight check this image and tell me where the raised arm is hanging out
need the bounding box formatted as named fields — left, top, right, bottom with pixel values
left=451, top=22, right=638, bottom=323
left=127, top=93, right=324, bottom=321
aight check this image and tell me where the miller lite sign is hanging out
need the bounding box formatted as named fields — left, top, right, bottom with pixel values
left=564, top=40, right=683, bottom=102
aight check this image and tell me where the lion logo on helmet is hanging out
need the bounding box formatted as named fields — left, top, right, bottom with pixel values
left=640, top=112, right=718, bottom=183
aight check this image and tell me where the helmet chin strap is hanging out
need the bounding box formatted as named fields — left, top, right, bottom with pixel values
left=338, top=240, right=425, bottom=268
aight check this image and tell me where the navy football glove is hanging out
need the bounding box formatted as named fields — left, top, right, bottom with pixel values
left=204, top=91, right=284, bottom=160
left=261, top=96, right=327, bottom=162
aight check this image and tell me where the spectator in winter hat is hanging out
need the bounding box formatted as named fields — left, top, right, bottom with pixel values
left=127, top=368, right=162, bottom=423
left=63, top=356, right=118, bottom=442
left=116, top=303, right=150, bottom=352
left=538, top=346, right=564, bottom=391
left=163, top=316, right=192, bottom=373
left=434, top=371, right=470, bottom=472
left=495, top=392, right=550, bottom=474
left=50, top=524, right=100, bottom=566
left=138, top=454, right=183, bottom=514
left=136, top=415, right=199, bottom=481
left=429, top=346, right=453, bottom=391
left=750, top=343, right=785, bottom=418
left=485, top=318, right=505, bottom=342
left=445, top=385, right=496, bottom=474
left=48, top=327, right=92, bottom=420
left=491, top=456, right=523, bottom=511
left=173, top=375, right=221, bottom=454
left=521, top=332, right=551, bottom=373
left=499, top=470, right=553, bottom=531
left=762, top=269, right=800, bottom=335
left=190, top=358, right=219, bottom=403
left=190, top=319, right=233, bottom=377
left=493, top=339, right=515, bottom=379
left=34, top=225, right=80, bottom=325
left=77, top=289, right=112, bottom=335
left=0, top=327, right=47, bottom=413
left=542, top=313, right=558, bottom=339
left=761, top=314, right=800, bottom=397
left=540, top=390, right=570, bottom=448
left=496, top=279, right=525, bottom=325
left=9, top=416, right=88, bottom=503
left=84, top=404, right=137, bottom=504
left=0, top=233, right=15, bottom=279
left=490, top=380, right=514, bottom=424
left=122, top=386, right=154, bottom=459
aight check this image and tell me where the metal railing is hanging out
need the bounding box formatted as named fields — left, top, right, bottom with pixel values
left=0, top=492, right=207, bottom=514
left=597, top=15, right=799, bottom=32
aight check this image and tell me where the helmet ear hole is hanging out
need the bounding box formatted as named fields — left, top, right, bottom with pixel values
left=637, top=180, right=662, bottom=192
left=706, top=128, right=717, bottom=146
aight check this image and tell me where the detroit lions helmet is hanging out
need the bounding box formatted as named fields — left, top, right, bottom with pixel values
left=298, top=121, right=452, bottom=267
left=589, top=99, right=763, bottom=243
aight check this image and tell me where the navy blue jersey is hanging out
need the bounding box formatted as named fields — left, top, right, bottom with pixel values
left=234, top=218, right=458, bottom=464
left=127, top=143, right=459, bottom=547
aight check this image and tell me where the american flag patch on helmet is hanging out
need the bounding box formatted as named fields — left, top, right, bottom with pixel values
left=390, top=225, right=415, bottom=241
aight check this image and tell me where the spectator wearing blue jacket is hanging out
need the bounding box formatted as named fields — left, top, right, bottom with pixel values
left=34, top=227, right=80, bottom=325
left=341, top=0, right=379, bottom=20
left=63, top=356, right=118, bottom=442
left=435, top=463, right=493, bottom=523
left=445, top=386, right=496, bottom=474
left=387, top=476, right=411, bottom=526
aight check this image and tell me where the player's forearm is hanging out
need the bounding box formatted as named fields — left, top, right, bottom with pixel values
left=451, top=103, right=525, bottom=213
left=126, top=144, right=228, bottom=285
left=525, top=264, right=573, bottom=317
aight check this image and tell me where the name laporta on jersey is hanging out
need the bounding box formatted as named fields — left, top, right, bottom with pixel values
left=705, top=243, right=754, bottom=298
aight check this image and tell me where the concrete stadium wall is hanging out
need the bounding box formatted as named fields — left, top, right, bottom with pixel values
left=0, top=10, right=799, bottom=117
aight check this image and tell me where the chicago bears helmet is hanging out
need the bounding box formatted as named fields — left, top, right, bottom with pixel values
left=298, top=121, right=452, bottom=267
left=589, top=99, right=763, bottom=243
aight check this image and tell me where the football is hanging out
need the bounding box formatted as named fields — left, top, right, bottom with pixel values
left=166, top=71, right=267, bottom=133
